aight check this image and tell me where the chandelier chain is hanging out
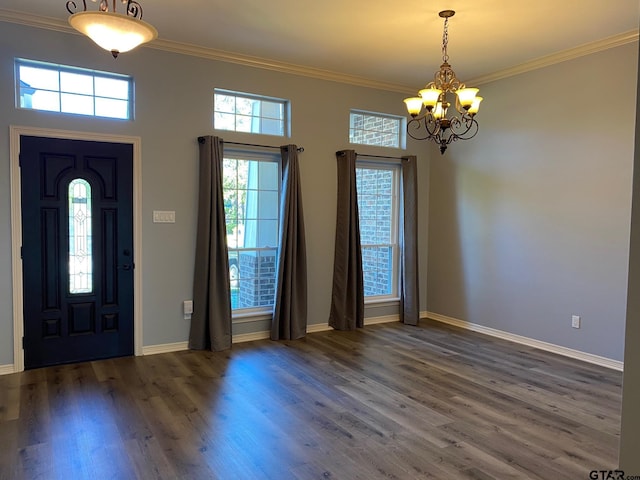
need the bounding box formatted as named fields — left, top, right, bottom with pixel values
left=442, top=17, right=449, bottom=63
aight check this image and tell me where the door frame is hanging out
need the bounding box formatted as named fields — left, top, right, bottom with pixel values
left=9, top=125, right=143, bottom=372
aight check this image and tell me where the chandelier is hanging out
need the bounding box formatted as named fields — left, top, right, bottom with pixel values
left=66, top=0, right=158, bottom=58
left=404, top=10, right=482, bottom=154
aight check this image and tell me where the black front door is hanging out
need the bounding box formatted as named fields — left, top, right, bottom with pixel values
left=21, top=135, right=134, bottom=369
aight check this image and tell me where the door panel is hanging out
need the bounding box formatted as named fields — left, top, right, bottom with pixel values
left=21, top=136, right=134, bottom=369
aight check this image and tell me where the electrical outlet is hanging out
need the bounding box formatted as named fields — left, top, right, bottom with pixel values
left=183, top=300, right=193, bottom=319
left=571, top=315, right=581, bottom=329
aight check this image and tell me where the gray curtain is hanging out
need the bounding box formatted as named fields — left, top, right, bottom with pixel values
left=272, top=145, right=307, bottom=340
left=189, top=136, right=232, bottom=351
left=400, top=155, right=420, bottom=325
left=329, top=150, right=364, bottom=330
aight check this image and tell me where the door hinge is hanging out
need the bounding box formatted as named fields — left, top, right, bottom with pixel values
left=22, top=336, right=24, bottom=349
left=20, top=246, right=23, bottom=259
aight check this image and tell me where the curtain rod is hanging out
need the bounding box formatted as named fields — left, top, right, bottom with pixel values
left=198, top=137, right=304, bottom=152
left=336, top=150, right=408, bottom=161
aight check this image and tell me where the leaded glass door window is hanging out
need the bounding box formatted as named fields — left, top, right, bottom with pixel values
left=68, top=178, right=93, bottom=294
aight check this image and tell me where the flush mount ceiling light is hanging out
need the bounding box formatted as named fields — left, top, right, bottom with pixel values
left=404, top=10, right=483, bottom=154
left=66, top=0, right=158, bottom=58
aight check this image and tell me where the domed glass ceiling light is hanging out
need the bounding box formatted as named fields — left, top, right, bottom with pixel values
left=404, top=10, right=483, bottom=154
left=66, top=0, right=158, bottom=58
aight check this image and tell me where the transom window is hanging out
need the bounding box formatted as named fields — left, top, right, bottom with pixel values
left=16, top=58, right=133, bottom=119
left=350, top=110, right=405, bottom=149
left=68, top=178, right=93, bottom=294
left=223, top=152, right=280, bottom=313
left=214, top=89, right=288, bottom=137
left=356, top=163, right=400, bottom=299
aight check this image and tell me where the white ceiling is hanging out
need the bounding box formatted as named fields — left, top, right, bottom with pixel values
left=1, top=0, right=639, bottom=91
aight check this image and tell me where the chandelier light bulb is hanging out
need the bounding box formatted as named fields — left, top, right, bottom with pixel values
left=419, top=88, right=442, bottom=110
left=456, top=88, right=479, bottom=109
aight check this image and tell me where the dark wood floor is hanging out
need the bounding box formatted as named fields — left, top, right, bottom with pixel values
left=0, top=320, right=622, bottom=480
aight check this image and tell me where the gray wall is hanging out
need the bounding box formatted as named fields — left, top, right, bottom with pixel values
left=619, top=31, right=640, bottom=473
left=0, top=21, right=430, bottom=367
left=427, top=42, right=638, bottom=362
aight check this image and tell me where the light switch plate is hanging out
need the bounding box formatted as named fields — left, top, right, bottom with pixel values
left=153, top=210, right=175, bottom=223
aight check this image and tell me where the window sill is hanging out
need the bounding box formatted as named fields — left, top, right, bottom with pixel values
left=232, top=310, right=272, bottom=324
left=364, top=297, right=400, bottom=308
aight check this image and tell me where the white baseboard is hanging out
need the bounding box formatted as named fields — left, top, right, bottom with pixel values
left=9, top=315, right=400, bottom=363
left=424, top=311, right=624, bottom=372
left=307, top=323, right=332, bottom=333
left=233, top=331, right=271, bottom=343
left=306, top=314, right=400, bottom=333
left=142, top=341, right=189, bottom=356
left=365, top=314, right=400, bottom=325
left=0, top=364, right=15, bottom=376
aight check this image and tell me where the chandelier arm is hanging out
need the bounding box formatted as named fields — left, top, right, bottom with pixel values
left=127, top=0, right=144, bottom=19
left=407, top=118, right=434, bottom=141
left=448, top=116, right=479, bottom=140
left=66, top=0, right=87, bottom=14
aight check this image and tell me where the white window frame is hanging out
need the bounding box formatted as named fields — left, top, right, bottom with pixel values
left=349, top=109, right=406, bottom=149
left=214, top=89, right=290, bottom=137
left=15, top=58, right=133, bottom=120
left=222, top=149, right=282, bottom=319
left=356, top=161, right=401, bottom=303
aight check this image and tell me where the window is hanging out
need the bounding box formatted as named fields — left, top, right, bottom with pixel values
left=223, top=152, right=280, bottom=312
left=16, top=59, right=132, bottom=119
left=356, top=164, right=400, bottom=299
left=214, top=89, right=288, bottom=136
left=68, top=178, right=93, bottom=294
left=349, top=110, right=405, bottom=148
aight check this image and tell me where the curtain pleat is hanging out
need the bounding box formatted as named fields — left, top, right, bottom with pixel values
left=189, top=136, right=232, bottom=351
left=272, top=145, right=308, bottom=340
left=400, top=155, right=420, bottom=325
left=329, top=150, right=364, bottom=330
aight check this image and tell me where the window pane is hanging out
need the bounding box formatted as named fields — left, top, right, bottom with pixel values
left=27, top=90, right=60, bottom=111
left=235, top=97, right=256, bottom=116
left=214, top=112, right=236, bottom=131
left=60, top=71, right=94, bottom=95
left=68, top=179, right=93, bottom=294
left=258, top=161, right=278, bottom=190
left=258, top=191, right=279, bottom=220
left=258, top=219, right=278, bottom=248
left=362, top=246, right=392, bottom=296
left=19, top=65, right=59, bottom=90
left=235, top=114, right=253, bottom=133
left=214, top=94, right=236, bottom=113
left=61, top=93, right=94, bottom=115
left=95, top=76, right=129, bottom=100
left=95, top=98, right=128, bottom=119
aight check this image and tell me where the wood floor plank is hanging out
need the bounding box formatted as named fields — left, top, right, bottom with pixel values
left=0, top=321, right=622, bottom=479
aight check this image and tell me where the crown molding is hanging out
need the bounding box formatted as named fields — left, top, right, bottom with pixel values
left=0, top=8, right=415, bottom=94
left=146, top=38, right=416, bottom=94
left=466, top=29, right=639, bottom=86
left=0, top=9, right=69, bottom=33
left=1, top=9, right=637, bottom=92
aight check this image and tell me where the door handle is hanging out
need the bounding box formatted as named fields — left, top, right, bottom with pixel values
left=118, top=264, right=133, bottom=270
